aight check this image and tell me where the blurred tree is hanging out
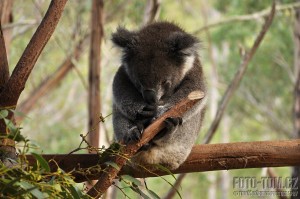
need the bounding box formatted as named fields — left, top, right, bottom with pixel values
left=292, top=2, right=300, bottom=199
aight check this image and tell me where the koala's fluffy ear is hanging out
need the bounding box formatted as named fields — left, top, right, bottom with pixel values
left=167, top=32, right=199, bottom=56
left=111, top=27, right=138, bottom=49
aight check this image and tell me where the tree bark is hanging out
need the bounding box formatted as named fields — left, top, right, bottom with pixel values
left=0, top=0, right=13, bottom=55
left=87, top=0, right=103, bottom=150
left=24, top=139, right=300, bottom=182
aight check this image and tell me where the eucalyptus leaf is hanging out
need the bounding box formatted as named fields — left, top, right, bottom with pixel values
left=31, top=153, right=50, bottom=172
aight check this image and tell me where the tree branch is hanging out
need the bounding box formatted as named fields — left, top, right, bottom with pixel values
left=0, top=20, right=9, bottom=88
left=203, top=2, right=276, bottom=144
left=143, top=0, right=161, bottom=25
left=87, top=91, right=205, bottom=198
left=0, top=0, right=68, bottom=107
left=25, top=139, right=300, bottom=181
left=87, top=0, right=104, bottom=149
left=194, top=1, right=299, bottom=34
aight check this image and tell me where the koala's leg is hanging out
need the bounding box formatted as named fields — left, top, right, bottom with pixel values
left=113, top=105, right=145, bottom=144
left=153, top=117, right=182, bottom=141
left=132, top=144, right=190, bottom=170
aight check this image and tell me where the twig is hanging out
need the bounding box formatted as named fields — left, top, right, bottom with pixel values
left=194, top=1, right=297, bottom=34
left=87, top=91, right=205, bottom=198
left=203, top=1, right=276, bottom=144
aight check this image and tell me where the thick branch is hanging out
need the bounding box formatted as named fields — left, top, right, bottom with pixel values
left=87, top=91, right=205, bottom=197
left=25, top=139, right=300, bottom=181
left=203, top=2, right=275, bottom=143
left=0, top=0, right=68, bottom=107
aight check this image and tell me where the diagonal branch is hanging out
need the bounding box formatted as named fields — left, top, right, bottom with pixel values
left=0, top=0, right=68, bottom=107
left=87, top=91, right=205, bottom=198
left=203, top=2, right=276, bottom=144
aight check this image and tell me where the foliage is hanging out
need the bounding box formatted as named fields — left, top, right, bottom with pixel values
left=0, top=156, right=91, bottom=199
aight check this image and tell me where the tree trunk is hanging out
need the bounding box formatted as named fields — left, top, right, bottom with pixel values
left=87, top=0, right=103, bottom=150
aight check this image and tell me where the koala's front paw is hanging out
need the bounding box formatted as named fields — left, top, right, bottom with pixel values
left=136, top=104, right=157, bottom=119
left=153, top=117, right=183, bottom=141
left=164, top=117, right=183, bottom=132
left=123, top=124, right=144, bottom=144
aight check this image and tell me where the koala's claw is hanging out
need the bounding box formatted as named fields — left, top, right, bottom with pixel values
left=164, top=117, right=183, bottom=129
left=137, top=105, right=157, bottom=119
left=153, top=117, right=183, bottom=141
left=123, top=125, right=144, bottom=144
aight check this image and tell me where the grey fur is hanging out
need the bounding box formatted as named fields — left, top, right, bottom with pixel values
left=112, top=22, right=206, bottom=170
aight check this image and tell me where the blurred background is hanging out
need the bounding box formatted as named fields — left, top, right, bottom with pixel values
left=2, top=0, right=299, bottom=198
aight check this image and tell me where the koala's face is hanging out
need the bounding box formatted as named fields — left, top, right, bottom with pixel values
left=112, top=22, right=199, bottom=105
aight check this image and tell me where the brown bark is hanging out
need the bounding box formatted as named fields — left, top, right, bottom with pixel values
left=0, top=20, right=9, bottom=92
left=24, top=139, right=300, bottom=182
left=203, top=2, right=275, bottom=143
left=87, top=0, right=103, bottom=150
left=16, top=35, right=88, bottom=122
left=0, top=0, right=13, bottom=53
left=0, top=3, right=12, bottom=148
left=86, top=91, right=205, bottom=198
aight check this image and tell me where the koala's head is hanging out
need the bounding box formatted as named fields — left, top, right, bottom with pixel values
left=112, top=22, right=199, bottom=105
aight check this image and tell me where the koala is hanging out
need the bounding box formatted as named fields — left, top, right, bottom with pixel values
left=111, top=22, right=206, bottom=170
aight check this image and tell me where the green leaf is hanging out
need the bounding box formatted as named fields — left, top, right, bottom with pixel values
left=105, top=161, right=120, bottom=170
left=16, top=181, right=48, bottom=199
left=31, top=153, right=50, bottom=172
left=0, top=110, right=9, bottom=119
left=147, top=189, right=161, bottom=199
left=154, top=164, right=176, bottom=180
left=4, top=118, right=25, bottom=142
left=68, top=185, right=81, bottom=199
left=121, top=175, right=142, bottom=186
left=130, top=186, right=151, bottom=199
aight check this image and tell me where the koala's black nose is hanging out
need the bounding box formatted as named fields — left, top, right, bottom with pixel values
left=142, top=89, right=158, bottom=105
